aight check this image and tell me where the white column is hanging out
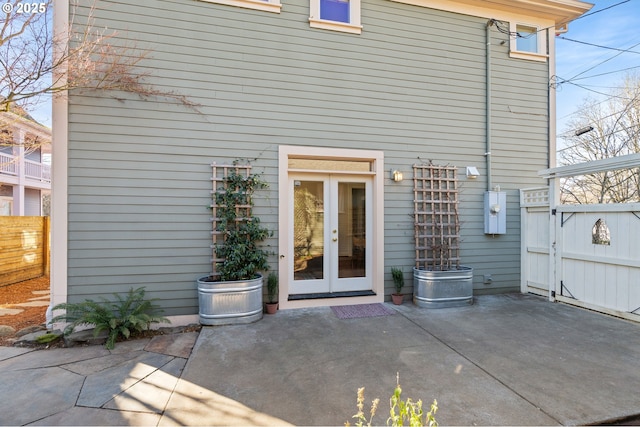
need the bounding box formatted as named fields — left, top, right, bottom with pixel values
left=50, top=0, right=70, bottom=322
left=12, top=128, right=25, bottom=215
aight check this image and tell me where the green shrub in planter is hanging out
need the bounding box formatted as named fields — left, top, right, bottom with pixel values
left=211, top=168, right=271, bottom=282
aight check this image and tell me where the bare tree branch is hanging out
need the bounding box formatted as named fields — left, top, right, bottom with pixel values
left=1, top=0, right=197, bottom=116
left=559, top=73, right=640, bottom=204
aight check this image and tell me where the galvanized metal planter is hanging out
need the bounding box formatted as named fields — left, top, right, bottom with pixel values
left=413, top=267, right=473, bottom=308
left=197, top=274, right=264, bottom=325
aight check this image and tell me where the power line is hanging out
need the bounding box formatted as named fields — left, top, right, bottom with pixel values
left=556, top=82, right=621, bottom=121
left=572, top=83, right=634, bottom=90
left=570, top=65, right=640, bottom=82
left=553, top=1, right=636, bottom=88
left=536, top=1, right=629, bottom=39
left=491, top=1, right=631, bottom=45
left=554, top=2, right=639, bottom=122
left=557, top=84, right=640, bottom=123
left=565, top=81, right=638, bottom=101
left=557, top=123, right=640, bottom=153
left=560, top=41, right=640, bottom=84
left=558, top=111, right=635, bottom=138
left=572, top=0, right=630, bottom=21
left=557, top=36, right=640, bottom=55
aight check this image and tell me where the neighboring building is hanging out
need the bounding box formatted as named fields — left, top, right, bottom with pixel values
left=0, top=108, right=51, bottom=216
left=52, top=0, right=592, bottom=323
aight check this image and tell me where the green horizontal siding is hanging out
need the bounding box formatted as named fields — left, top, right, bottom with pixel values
left=67, top=0, right=550, bottom=313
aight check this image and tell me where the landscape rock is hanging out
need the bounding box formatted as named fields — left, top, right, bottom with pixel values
left=0, top=325, right=16, bottom=337
left=16, top=324, right=46, bottom=337
left=154, top=324, right=201, bottom=335
left=14, top=329, right=63, bottom=346
left=65, top=329, right=108, bottom=347
left=0, top=308, right=23, bottom=316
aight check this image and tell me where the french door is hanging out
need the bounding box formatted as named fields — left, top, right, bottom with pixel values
left=289, top=174, right=372, bottom=295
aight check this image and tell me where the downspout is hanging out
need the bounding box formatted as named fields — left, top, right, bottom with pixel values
left=548, top=27, right=557, bottom=170
left=547, top=26, right=559, bottom=302
left=485, top=19, right=494, bottom=191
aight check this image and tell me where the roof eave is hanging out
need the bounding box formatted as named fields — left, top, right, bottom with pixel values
left=395, top=0, right=594, bottom=24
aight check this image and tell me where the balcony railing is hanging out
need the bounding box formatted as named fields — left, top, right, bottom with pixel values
left=24, top=159, right=51, bottom=182
left=0, top=152, right=17, bottom=175
left=0, top=153, right=51, bottom=183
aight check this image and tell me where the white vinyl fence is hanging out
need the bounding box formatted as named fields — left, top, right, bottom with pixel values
left=521, top=154, right=640, bottom=322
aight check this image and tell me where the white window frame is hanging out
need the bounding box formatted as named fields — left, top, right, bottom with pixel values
left=309, top=0, right=362, bottom=34
left=197, top=0, right=281, bottom=14
left=509, top=22, right=548, bottom=62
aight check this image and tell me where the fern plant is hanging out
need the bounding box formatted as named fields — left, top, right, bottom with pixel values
left=51, top=287, right=170, bottom=350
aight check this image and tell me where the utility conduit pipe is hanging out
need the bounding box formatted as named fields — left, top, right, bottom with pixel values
left=486, top=19, right=494, bottom=192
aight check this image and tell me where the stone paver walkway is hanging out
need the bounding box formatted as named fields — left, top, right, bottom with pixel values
left=0, top=331, right=198, bottom=426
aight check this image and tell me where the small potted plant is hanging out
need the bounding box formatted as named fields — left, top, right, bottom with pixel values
left=265, top=272, right=278, bottom=314
left=391, top=267, right=404, bottom=305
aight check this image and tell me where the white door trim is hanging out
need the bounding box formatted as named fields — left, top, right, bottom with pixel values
left=278, top=145, right=384, bottom=309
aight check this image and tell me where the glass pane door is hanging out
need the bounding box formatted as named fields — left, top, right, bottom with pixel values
left=293, top=180, right=325, bottom=282
left=337, top=182, right=366, bottom=278
left=289, top=174, right=371, bottom=295
left=331, top=177, right=371, bottom=292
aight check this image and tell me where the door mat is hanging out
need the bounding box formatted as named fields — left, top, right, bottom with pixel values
left=331, top=303, right=396, bottom=319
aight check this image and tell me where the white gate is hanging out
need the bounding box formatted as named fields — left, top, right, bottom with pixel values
left=521, top=154, right=640, bottom=322
left=520, top=188, right=551, bottom=297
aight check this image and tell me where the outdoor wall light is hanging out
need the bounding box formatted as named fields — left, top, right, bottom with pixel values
left=391, top=170, right=403, bottom=182
left=466, top=166, right=480, bottom=179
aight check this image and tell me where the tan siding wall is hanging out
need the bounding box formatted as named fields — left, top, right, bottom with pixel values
left=67, top=0, right=550, bottom=313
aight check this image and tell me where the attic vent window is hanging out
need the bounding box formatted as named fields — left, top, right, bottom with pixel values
left=592, top=219, right=611, bottom=245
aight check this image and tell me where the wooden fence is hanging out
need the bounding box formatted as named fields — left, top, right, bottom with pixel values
left=0, top=216, right=50, bottom=286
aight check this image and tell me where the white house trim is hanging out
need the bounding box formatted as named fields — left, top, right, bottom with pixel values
left=539, top=153, right=640, bottom=179
left=387, top=0, right=592, bottom=26
left=278, top=145, right=384, bottom=309
left=197, top=0, right=282, bottom=13
left=50, top=0, right=69, bottom=321
left=308, top=18, right=363, bottom=35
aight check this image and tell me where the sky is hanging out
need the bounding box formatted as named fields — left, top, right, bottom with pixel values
left=555, top=0, right=640, bottom=151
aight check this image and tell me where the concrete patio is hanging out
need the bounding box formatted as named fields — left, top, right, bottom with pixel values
left=1, top=293, right=639, bottom=426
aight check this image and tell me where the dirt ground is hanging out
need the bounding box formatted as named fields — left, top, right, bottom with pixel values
left=0, top=276, right=50, bottom=346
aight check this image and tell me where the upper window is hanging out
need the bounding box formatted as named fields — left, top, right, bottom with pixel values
left=309, top=0, right=362, bottom=34
left=509, top=23, right=547, bottom=61
left=516, top=25, right=537, bottom=53
left=198, top=0, right=281, bottom=14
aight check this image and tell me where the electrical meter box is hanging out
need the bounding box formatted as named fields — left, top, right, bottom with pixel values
left=484, top=191, right=506, bottom=234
